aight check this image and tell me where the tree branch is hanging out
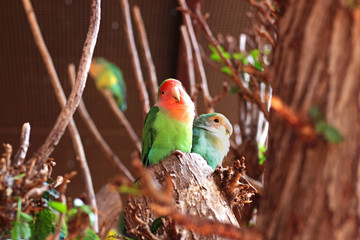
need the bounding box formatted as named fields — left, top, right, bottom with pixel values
left=189, top=3, right=270, bottom=120
left=178, top=0, right=214, bottom=113
left=132, top=6, right=158, bottom=103
left=22, top=0, right=100, bottom=232
left=13, top=123, right=31, bottom=167
left=24, top=0, right=101, bottom=167
left=100, top=89, right=142, bottom=152
left=120, top=0, right=150, bottom=118
left=180, top=25, right=196, bottom=100
left=68, top=64, right=134, bottom=182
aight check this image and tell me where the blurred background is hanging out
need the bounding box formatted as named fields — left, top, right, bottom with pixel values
left=0, top=0, right=250, bottom=196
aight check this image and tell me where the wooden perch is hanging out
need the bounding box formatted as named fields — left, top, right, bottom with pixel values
left=124, top=153, right=261, bottom=240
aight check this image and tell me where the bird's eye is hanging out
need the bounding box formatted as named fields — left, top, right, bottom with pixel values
left=214, top=118, right=219, bottom=123
left=161, top=91, right=165, bottom=95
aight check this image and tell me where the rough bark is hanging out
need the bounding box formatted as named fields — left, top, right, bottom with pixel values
left=124, top=153, right=240, bottom=240
left=258, top=1, right=360, bottom=239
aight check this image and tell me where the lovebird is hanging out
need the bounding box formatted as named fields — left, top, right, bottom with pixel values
left=89, top=57, right=127, bottom=111
left=142, top=78, right=195, bottom=166
left=191, top=113, right=233, bottom=169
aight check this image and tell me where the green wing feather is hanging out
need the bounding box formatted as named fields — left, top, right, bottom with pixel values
left=141, top=106, right=159, bottom=167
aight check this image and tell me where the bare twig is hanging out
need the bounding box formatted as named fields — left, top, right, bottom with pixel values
left=180, top=25, right=196, bottom=99
left=132, top=6, right=158, bottom=103
left=212, top=82, right=229, bottom=104
left=120, top=0, right=150, bottom=118
left=68, top=64, right=134, bottom=182
left=178, top=0, right=214, bottom=113
left=100, top=90, right=142, bottom=152
left=13, top=123, right=31, bottom=167
left=271, top=96, right=316, bottom=140
left=22, top=0, right=100, bottom=232
left=24, top=0, right=101, bottom=167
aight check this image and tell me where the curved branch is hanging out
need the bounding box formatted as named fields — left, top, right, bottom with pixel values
left=24, top=0, right=101, bottom=167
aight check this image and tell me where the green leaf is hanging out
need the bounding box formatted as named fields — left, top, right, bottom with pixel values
left=19, top=212, right=33, bottom=223
left=249, top=49, right=260, bottom=61
left=242, top=57, right=249, bottom=65
left=221, top=66, right=232, bottom=76
left=233, top=52, right=245, bottom=60
left=315, top=121, right=343, bottom=143
left=308, top=106, right=323, bottom=121
left=258, top=144, right=266, bottom=165
left=13, top=173, right=26, bottom=180
left=49, top=201, right=67, bottom=213
left=30, top=209, right=52, bottom=240
left=230, top=86, right=240, bottom=94
left=67, top=208, right=78, bottom=218
left=117, top=184, right=141, bottom=195
left=150, top=217, right=166, bottom=234
left=254, top=61, right=263, bottom=71
left=12, top=221, right=31, bottom=240
left=84, top=228, right=100, bottom=240
left=209, top=44, right=231, bottom=63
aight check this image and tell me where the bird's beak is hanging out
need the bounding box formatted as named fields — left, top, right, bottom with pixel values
left=170, top=87, right=181, bottom=102
left=225, top=123, right=232, bottom=136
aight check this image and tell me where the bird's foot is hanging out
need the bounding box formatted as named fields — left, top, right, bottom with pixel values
left=171, top=150, right=184, bottom=160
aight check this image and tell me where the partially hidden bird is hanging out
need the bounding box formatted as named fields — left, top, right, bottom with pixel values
left=142, top=78, right=195, bottom=167
left=89, top=57, right=127, bottom=111
left=191, top=113, right=233, bottom=169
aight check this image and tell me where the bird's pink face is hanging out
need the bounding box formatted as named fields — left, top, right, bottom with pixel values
left=157, top=79, right=188, bottom=107
left=156, top=79, right=194, bottom=121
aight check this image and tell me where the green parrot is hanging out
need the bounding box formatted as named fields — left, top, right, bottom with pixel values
left=191, top=113, right=233, bottom=169
left=89, top=57, right=127, bottom=111
left=142, top=78, right=195, bottom=166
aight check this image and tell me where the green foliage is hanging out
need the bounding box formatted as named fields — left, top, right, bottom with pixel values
left=258, top=144, right=266, bottom=165
left=117, top=183, right=141, bottom=195
left=208, top=44, right=264, bottom=78
left=209, top=45, right=231, bottom=62
left=12, top=221, right=31, bottom=240
left=150, top=217, right=166, bottom=234
left=30, top=209, right=52, bottom=240
left=220, top=66, right=232, bottom=76
left=315, top=122, right=343, bottom=143
left=83, top=228, right=100, bottom=240
left=11, top=198, right=33, bottom=240
left=13, top=173, right=26, bottom=180
left=49, top=201, right=67, bottom=213
left=309, top=106, right=343, bottom=143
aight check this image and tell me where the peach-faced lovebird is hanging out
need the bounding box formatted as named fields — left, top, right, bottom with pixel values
left=142, top=79, right=195, bottom=166
left=89, top=57, right=127, bottom=111
left=191, top=113, right=233, bottom=169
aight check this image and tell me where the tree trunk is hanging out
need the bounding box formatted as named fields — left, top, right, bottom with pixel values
left=258, top=1, right=360, bottom=239
left=124, top=153, right=240, bottom=240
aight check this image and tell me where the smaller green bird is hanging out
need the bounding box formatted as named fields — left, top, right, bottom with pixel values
left=89, top=57, right=127, bottom=111
left=191, top=113, right=233, bottom=169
